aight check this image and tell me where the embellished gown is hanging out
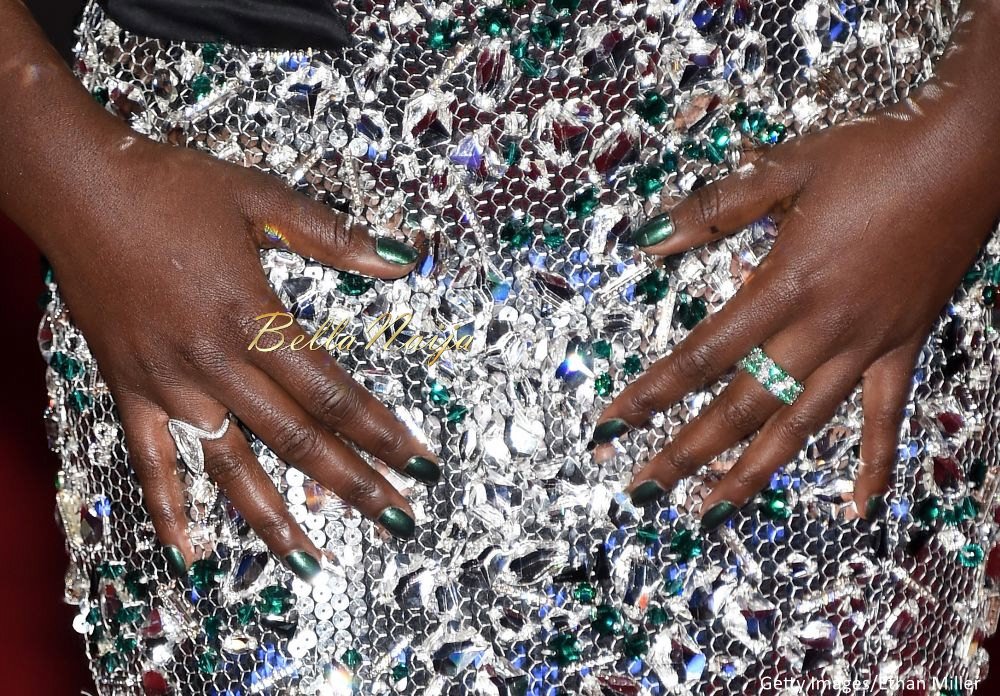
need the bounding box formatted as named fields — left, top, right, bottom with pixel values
left=42, top=0, right=1000, bottom=694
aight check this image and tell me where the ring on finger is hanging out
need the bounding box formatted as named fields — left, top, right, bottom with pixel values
left=738, top=346, right=804, bottom=405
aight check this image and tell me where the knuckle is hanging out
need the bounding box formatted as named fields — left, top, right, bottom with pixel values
left=771, top=408, right=818, bottom=444
left=150, top=503, right=182, bottom=535
left=255, top=513, right=294, bottom=543
left=328, top=211, right=357, bottom=250
left=340, top=473, right=381, bottom=506
left=693, top=183, right=721, bottom=230
left=313, top=379, right=362, bottom=425
left=205, top=449, right=247, bottom=487
left=719, top=395, right=763, bottom=433
left=671, top=345, right=716, bottom=384
left=178, top=338, right=230, bottom=378
left=273, top=425, right=324, bottom=463
left=665, top=442, right=698, bottom=473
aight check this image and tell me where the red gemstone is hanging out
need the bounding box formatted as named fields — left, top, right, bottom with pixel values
left=936, top=412, right=964, bottom=435
left=932, top=456, right=962, bottom=489
left=597, top=674, right=641, bottom=696
left=142, top=608, right=163, bottom=638
left=142, top=670, right=169, bottom=696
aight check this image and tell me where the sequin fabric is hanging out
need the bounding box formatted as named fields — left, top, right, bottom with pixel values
left=41, top=0, right=1000, bottom=694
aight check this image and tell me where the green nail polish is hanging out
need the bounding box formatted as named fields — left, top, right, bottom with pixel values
left=163, top=546, right=187, bottom=577
left=285, top=551, right=322, bottom=582
left=375, top=237, right=419, bottom=265
left=591, top=418, right=631, bottom=445
left=378, top=507, right=416, bottom=539
left=865, top=494, right=886, bottom=520
left=403, top=456, right=441, bottom=485
left=631, top=213, right=675, bottom=248
left=630, top=480, right=665, bottom=505
left=700, top=501, right=737, bottom=532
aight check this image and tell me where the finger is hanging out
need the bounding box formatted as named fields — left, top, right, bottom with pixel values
left=631, top=152, right=805, bottom=256
left=117, top=392, right=194, bottom=578
left=854, top=341, right=921, bottom=520
left=591, top=264, right=800, bottom=446
left=697, top=355, right=862, bottom=531
left=245, top=177, right=421, bottom=279
left=625, top=329, right=824, bottom=504
left=244, top=305, right=441, bottom=484
left=211, top=366, right=419, bottom=541
left=161, top=397, right=327, bottom=582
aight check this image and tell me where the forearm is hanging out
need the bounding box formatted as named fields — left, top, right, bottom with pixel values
left=0, top=0, right=132, bottom=257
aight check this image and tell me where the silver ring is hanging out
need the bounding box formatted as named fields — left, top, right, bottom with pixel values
left=167, top=414, right=231, bottom=478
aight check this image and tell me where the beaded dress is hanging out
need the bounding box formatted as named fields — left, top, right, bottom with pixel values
left=41, top=0, right=1000, bottom=694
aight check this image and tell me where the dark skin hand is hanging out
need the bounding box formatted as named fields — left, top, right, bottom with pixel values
left=0, top=0, right=439, bottom=581
left=593, top=0, right=1000, bottom=527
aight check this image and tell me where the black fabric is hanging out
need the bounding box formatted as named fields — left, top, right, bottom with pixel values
left=95, top=0, right=355, bottom=51
left=25, top=0, right=85, bottom=62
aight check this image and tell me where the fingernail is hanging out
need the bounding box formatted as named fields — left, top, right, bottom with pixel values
left=865, top=494, right=886, bottom=520
left=631, top=213, right=674, bottom=248
left=378, top=507, right=416, bottom=540
left=403, top=456, right=441, bottom=485
left=163, top=545, right=187, bottom=577
left=629, top=480, right=666, bottom=505
left=375, top=237, right=419, bottom=265
left=700, top=501, right=737, bottom=532
left=285, top=550, right=322, bottom=582
left=590, top=419, right=631, bottom=448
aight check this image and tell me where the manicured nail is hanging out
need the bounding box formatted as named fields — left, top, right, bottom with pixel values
left=403, top=456, right=441, bottom=485
left=865, top=494, right=886, bottom=520
left=631, top=213, right=674, bottom=248
left=285, top=551, right=321, bottom=582
left=589, top=419, right=631, bottom=448
left=700, top=501, right=737, bottom=532
left=163, top=545, right=187, bottom=577
left=378, top=507, right=416, bottom=540
left=375, top=237, right=419, bottom=265
left=629, top=480, right=666, bottom=505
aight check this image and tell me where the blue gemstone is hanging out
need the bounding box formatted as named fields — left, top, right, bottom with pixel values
left=94, top=496, right=112, bottom=517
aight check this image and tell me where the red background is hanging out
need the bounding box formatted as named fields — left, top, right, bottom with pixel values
left=2, top=213, right=998, bottom=694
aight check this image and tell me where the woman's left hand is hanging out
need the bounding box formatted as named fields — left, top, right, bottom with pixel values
left=591, top=90, right=999, bottom=528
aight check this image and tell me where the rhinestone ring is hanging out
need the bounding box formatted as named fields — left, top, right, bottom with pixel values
left=167, top=414, right=232, bottom=478
left=738, top=346, right=804, bottom=405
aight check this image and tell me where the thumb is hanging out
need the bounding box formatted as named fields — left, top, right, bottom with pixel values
left=631, top=150, right=806, bottom=257
left=247, top=178, right=422, bottom=279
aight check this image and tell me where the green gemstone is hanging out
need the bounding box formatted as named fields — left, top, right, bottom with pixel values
left=92, top=87, right=110, bottom=105
left=592, top=604, right=623, bottom=636
left=676, top=295, right=708, bottom=329
left=646, top=605, right=669, bottom=627
left=342, top=648, right=363, bottom=669
left=969, top=458, right=988, bottom=488
left=634, top=268, right=670, bottom=304
left=762, top=123, right=787, bottom=144
left=704, top=142, right=725, bottom=164
left=236, top=603, right=256, bottom=625
left=201, top=43, right=220, bottom=64
left=730, top=102, right=749, bottom=121
left=70, top=390, right=94, bottom=413
left=548, top=0, right=580, bottom=11
left=986, top=263, right=1000, bottom=285
left=191, top=74, right=213, bottom=99
left=760, top=488, right=791, bottom=521
left=124, top=570, right=149, bottom=600
left=914, top=496, right=942, bottom=525
left=390, top=663, right=409, bottom=681
left=116, top=605, right=144, bottom=625
left=37, top=290, right=52, bottom=308
left=542, top=222, right=566, bottom=249
left=548, top=633, right=581, bottom=665
left=203, top=614, right=223, bottom=640
left=189, top=559, right=222, bottom=593
left=637, top=524, right=659, bottom=545
left=661, top=149, right=678, bottom=172
left=257, top=585, right=294, bottom=615
left=429, top=380, right=451, bottom=405
left=682, top=141, right=705, bottom=159
left=709, top=124, right=732, bottom=148
left=745, top=110, right=767, bottom=134
left=592, top=340, right=612, bottom=359
left=338, top=272, right=375, bottom=296
left=504, top=0, right=529, bottom=7
left=50, top=352, right=84, bottom=380
left=663, top=574, right=684, bottom=596
left=567, top=186, right=600, bottom=219
left=501, top=216, right=533, bottom=247
left=984, top=285, right=997, bottom=306
left=114, top=636, right=138, bottom=653
left=572, top=583, right=596, bottom=604
left=529, top=20, right=565, bottom=48
left=959, top=543, right=985, bottom=567
left=87, top=607, right=101, bottom=625
left=635, top=92, right=668, bottom=125
left=510, top=42, right=544, bottom=77
left=426, top=18, right=463, bottom=51
left=198, top=648, right=219, bottom=674
left=631, top=164, right=665, bottom=197
left=623, top=629, right=649, bottom=658
left=100, top=652, right=120, bottom=674
left=669, top=527, right=703, bottom=560
left=479, top=7, right=511, bottom=36
left=446, top=403, right=469, bottom=423
left=503, top=140, right=521, bottom=166
left=594, top=372, right=613, bottom=397
left=97, top=561, right=126, bottom=579
left=623, top=355, right=642, bottom=376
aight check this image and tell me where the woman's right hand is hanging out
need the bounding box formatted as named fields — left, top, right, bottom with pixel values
left=45, top=131, right=440, bottom=581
